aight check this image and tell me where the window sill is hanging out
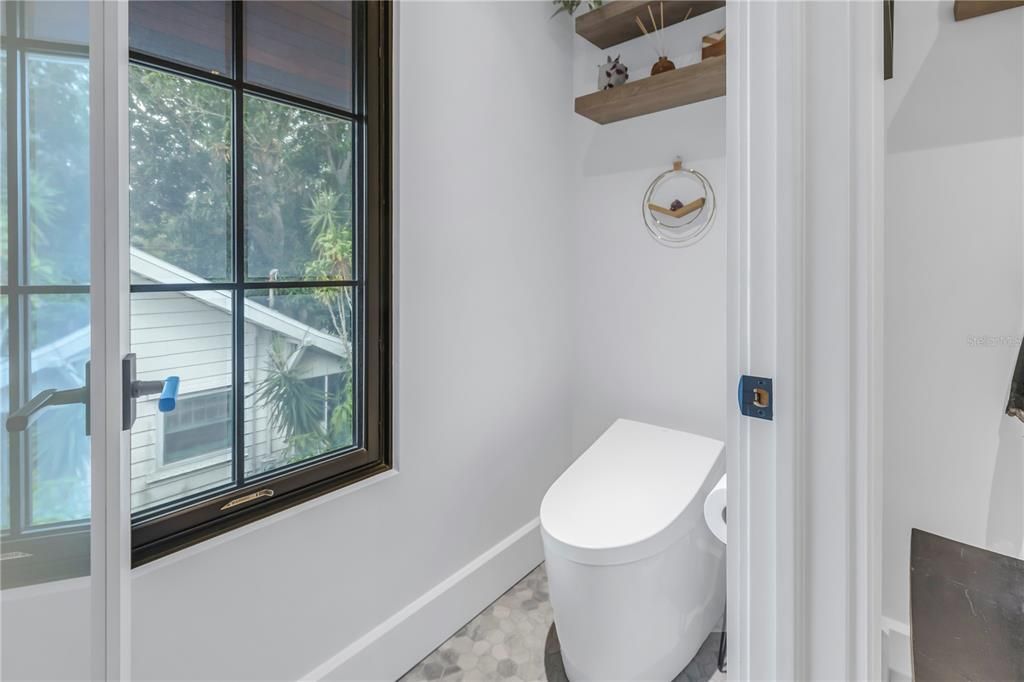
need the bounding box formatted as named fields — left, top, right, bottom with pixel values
left=132, top=463, right=397, bottom=573
left=149, top=450, right=232, bottom=484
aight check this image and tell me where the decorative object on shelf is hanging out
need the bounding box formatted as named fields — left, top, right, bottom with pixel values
left=642, top=157, right=716, bottom=248
left=598, top=55, right=630, bottom=90
left=701, top=29, right=726, bottom=60
left=650, top=56, right=676, bottom=76
left=635, top=3, right=688, bottom=75
left=551, top=0, right=604, bottom=18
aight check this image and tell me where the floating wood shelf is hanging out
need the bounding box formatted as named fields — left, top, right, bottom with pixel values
left=575, top=56, right=725, bottom=125
left=575, top=0, right=725, bottom=49
left=953, top=0, right=1024, bottom=20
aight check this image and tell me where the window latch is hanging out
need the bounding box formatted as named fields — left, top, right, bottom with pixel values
left=5, top=383, right=89, bottom=433
left=122, top=353, right=180, bottom=430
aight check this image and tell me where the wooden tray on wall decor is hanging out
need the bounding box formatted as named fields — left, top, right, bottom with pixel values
left=575, top=0, right=725, bottom=49
left=575, top=55, right=725, bottom=125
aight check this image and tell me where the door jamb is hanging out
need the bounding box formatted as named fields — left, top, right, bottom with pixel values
left=726, top=2, right=884, bottom=679
left=89, top=2, right=131, bottom=679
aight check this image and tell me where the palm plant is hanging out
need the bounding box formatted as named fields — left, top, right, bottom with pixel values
left=303, top=189, right=354, bottom=350
left=255, top=340, right=325, bottom=459
left=551, top=0, right=603, bottom=17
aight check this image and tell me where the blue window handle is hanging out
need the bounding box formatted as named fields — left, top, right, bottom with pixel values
left=124, top=353, right=181, bottom=429
left=130, top=375, right=180, bottom=412
left=158, top=376, right=180, bottom=413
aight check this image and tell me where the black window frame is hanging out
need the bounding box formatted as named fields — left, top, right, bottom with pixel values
left=129, top=0, right=392, bottom=566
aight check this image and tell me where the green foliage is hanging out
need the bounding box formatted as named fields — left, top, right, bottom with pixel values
left=127, top=65, right=356, bottom=284
left=129, top=66, right=233, bottom=280
left=255, top=339, right=355, bottom=464
left=243, top=94, right=353, bottom=282
left=303, top=190, right=355, bottom=347
left=256, top=340, right=326, bottom=448
left=550, top=0, right=603, bottom=18
left=304, top=190, right=353, bottom=282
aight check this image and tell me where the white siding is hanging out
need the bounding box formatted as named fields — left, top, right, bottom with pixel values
left=129, top=288, right=347, bottom=511
left=131, top=290, right=236, bottom=510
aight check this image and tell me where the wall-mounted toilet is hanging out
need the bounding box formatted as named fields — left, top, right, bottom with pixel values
left=540, top=419, right=725, bottom=681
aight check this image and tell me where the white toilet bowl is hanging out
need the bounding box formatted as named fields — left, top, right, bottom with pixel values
left=540, top=419, right=725, bottom=681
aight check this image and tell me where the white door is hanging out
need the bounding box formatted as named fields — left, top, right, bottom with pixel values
left=1, top=1, right=131, bottom=679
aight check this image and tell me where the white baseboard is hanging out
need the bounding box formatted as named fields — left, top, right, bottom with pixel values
left=881, top=617, right=912, bottom=682
left=300, top=518, right=544, bottom=682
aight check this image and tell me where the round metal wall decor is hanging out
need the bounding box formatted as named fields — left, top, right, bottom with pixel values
left=642, top=158, right=717, bottom=248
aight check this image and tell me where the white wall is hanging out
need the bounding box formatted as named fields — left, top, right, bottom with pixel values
left=570, top=7, right=728, bottom=453
left=883, top=0, right=1024, bottom=634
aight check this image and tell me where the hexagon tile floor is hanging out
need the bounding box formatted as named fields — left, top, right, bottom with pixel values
left=397, top=563, right=726, bottom=682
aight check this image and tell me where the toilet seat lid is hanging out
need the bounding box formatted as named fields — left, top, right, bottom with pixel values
left=540, top=419, right=724, bottom=565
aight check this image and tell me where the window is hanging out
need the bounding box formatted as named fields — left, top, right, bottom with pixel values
left=162, top=390, right=233, bottom=465
left=128, top=1, right=391, bottom=564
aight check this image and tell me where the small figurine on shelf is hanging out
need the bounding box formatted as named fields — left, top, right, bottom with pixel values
left=598, top=55, right=629, bottom=90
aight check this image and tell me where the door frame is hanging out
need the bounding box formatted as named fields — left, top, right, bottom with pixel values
left=88, top=2, right=131, bottom=679
left=726, top=1, right=884, bottom=679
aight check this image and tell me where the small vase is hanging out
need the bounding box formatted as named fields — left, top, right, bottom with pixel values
left=650, top=56, right=676, bottom=76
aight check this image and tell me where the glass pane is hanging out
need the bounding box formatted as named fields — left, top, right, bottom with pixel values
left=26, top=295, right=91, bottom=526
left=24, top=1, right=89, bottom=44
left=1, top=296, right=8, bottom=531
left=26, top=53, right=91, bottom=285
left=130, top=291, right=235, bottom=514
left=24, top=296, right=89, bottom=526
left=130, top=1, right=232, bottom=76
left=129, top=66, right=233, bottom=283
left=243, top=1, right=353, bottom=111
left=2, top=49, right=7, bottom=282
left=244, top=95, right=353, bottom=282
left=245, top=287, right=355, bottom=476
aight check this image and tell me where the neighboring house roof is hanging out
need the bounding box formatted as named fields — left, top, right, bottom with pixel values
left=130, top=248, right=346, bottom=358
left=1, top=250, right=346, bottom=395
